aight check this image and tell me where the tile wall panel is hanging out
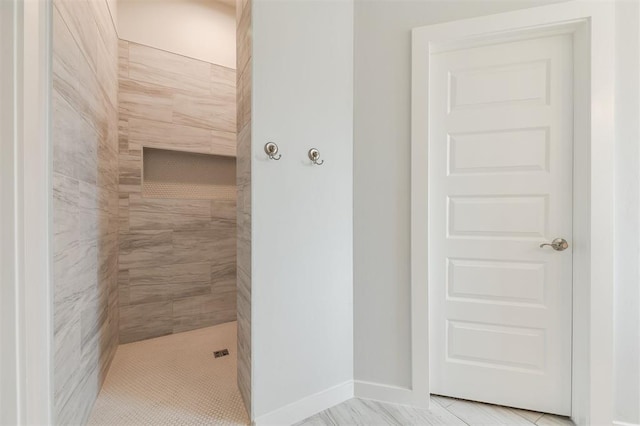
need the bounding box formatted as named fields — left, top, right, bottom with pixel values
left=236, top=0, right=252, bottom=418
left=52, top=1, right=119, bottom=424
left=118, top=40, right=238, bottom=344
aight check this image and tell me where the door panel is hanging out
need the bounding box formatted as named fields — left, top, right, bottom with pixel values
left=429, top=34, right=573, bottom=415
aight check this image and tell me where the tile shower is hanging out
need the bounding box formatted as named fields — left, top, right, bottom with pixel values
left=236, top=0, right=252, bottom=416
left=117, top=40, right=238, bottom=343
left=52, top=0, right=240, bottom=422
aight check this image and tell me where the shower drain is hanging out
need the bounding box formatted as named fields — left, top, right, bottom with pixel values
left=214, top=349, right=230, bottom=358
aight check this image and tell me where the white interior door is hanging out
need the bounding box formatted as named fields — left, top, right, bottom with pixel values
left=428, top=33, right=573, bottom=415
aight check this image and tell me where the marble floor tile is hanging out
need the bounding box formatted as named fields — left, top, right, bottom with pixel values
left=431, top=394, right=458, bottom=408
left=445, top=398, right=535, bottom=425
left=536, top=413, right=574, bottom=425
left=511, top=407, right=545, bottom=423
left=296, top=398, right=467, bottom=426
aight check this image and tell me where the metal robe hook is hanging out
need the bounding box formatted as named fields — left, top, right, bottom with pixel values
left=308, top=148, right=324, bottom=166
left=264, top=142, right=281, bottom=160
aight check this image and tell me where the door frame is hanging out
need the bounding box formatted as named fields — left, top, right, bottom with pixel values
left=0, top=0, right=53, bottom=424
left=411, top=1, right=614, bottom=424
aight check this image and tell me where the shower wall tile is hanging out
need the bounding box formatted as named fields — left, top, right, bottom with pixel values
left=128, top=117, right=212, bottom=154
left=119, top=79, right=173, bottom=122
left=118, top=118, right=129, bottom=153
left=96, top=28, right=118, bottom=107
left=120, top=301, right=174, bottom=343
left=211, top=64, right=236, bottom=91
left=172, top=291, right=237, bottom=334
left=211, top=262, right=236, bottom=294
left=128, top=281, right=210, bottom=305
left=52, top=92, right=84, bottom=180
left=239, top=59, right=252, bottom=130
left=118, top=154, right=141, bottom=193
left=118, top=269, right=130, bottom=307
left=53, top=317, right=82, bottom=425
left=52, top=0, right=119, bottom=424
left=118, top=40, right=238, bottom=343
left=119, top=230, right=173, bottom=269
left=173, top=92, right=236, bottom=132
left=53, top=7, right=81, bottom=114
left=128, top=42, right=211, bottom=93
left=128, top=196, right=212, bottom=231
left=172, top=226, right=236, bottom=265
left=237, top=265, right=252, bottom=416
left=236, top=0, right=252, bottom=417
left=212, top=199, right=237, bottom=221
left=118, top=194, right=130, bottom=233
left=55, top=0, right=98, bottom=71
left=118, top=39, right=129, bottom=79
left=211, top=130, right=237, bottom=157
left=129, top=262, right=209, bottom=287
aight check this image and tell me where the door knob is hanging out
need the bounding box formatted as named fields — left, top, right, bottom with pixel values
left=539, top=238, right=569, bottom=251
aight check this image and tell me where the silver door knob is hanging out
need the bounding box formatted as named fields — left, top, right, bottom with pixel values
left=539, top=238, right=569, bottom=251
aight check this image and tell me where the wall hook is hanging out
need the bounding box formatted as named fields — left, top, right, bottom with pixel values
left=264, top=142, right=281, bottom=160
left=308, top=148, right=324, bottom=165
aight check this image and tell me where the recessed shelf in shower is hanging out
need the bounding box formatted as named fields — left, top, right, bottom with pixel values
left=142, top=147, right=236, bottom=200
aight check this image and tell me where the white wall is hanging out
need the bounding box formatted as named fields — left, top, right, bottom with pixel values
left=1, top=1, right=53, bottom=423
left=614, top=1, right=640, bottom=424
left=118, top=0, right=236, bottom=68
left=0, top=2, right=19, bottom=422
left=252, top=0, right=354, bottom=422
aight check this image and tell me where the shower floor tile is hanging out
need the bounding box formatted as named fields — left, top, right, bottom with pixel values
left=88, top=321, right=249, bottom=426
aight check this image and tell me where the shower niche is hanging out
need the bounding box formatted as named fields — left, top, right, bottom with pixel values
left=143, top=147, right=236, bottom=201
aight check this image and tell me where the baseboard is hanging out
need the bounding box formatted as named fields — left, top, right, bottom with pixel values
left=354, top=380, right=430, bottom=409
left=253, top=380, right=354, bottom=426
left=613, top=421, right=640, bottom=426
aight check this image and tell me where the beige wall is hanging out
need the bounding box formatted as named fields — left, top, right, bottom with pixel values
left=117, top=40, right=238, bottom=343
left=236, top=0, right=252, bottom=417
left=52, top=0, right=120, bottom=423
left=118, top=0, right=236, bottom=69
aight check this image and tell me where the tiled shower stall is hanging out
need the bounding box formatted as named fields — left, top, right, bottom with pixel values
left=51, top=0, right=244, bottom=423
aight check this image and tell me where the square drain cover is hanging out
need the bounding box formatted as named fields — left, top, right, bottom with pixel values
left=214, top=349, right=230, bottom=358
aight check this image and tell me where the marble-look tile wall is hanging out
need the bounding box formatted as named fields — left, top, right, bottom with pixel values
left=236, top=0, right=252, bottom=418
left=118, top=40, right=237, bottom=344
left=52, top=0, right=119, bottom=424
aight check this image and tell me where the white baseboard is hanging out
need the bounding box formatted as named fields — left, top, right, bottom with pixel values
left=354, top=380, right=430, bottom=409
left=254, top=380, right=354, bottom=426
left=613, top=421, right=640, bottom=426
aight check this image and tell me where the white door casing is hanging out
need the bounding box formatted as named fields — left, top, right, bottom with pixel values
left=428, top=34, right=573, bottom=415
left=411, top=2, right=615, bottom=424
left=0, top=0, right=53, bottom=424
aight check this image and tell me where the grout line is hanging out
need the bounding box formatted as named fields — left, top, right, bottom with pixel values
left=122, top=39, right=236, bottom=71
left=511, top=408, right=544, bottom=424
left=442, top=402, right=472, bottom=426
